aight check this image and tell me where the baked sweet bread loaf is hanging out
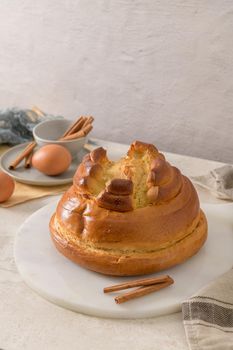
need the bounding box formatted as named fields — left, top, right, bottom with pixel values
left=50, top=141, right=207, bottom=276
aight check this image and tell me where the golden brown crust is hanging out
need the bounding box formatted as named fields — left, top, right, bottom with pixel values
left=90, top=147, right=107, bottom=163
left=50, top=140, right=208, bottom=276
left=53, top=176, right=200, bottom=251
left=73, top=147, right=109, bottom=195
left=96, top=178, right=134, bottom=212
left=50, top=210, right=207, bottom=276
left=127, top=140, right=158, bottom=157
left=148, top=158, right=172, bottom=186
left=146, top=186, right=159, bottom=203
left=106, top=178, right=133, bottom=195
left=96, top=190, right=133, bottom=212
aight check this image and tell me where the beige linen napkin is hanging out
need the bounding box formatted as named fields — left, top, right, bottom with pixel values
left=182, top=269, right=233, bottom=350
left=0, top=182, right=69, bottom=207
left=0, top=146, right=69, bottom=207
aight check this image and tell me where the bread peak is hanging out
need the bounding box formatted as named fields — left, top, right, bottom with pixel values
left=73, top=141, right=182, bottom=212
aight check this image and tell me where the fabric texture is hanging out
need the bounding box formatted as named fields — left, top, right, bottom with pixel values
left=182, top=269, right=233, bottom=350
left=0, top=107, right=62, bottom=145
left=192, top=165, right=233, bottom=200
left=0, top=181, right=69, bottom=207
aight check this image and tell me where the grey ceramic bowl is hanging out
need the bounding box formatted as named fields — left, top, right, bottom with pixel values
left=33, top=119, right=86, bottom=159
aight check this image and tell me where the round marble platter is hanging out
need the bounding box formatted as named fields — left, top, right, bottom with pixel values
left=0, top=142, right=88, bottom=186
left=14, top=201, right=233, bottom=319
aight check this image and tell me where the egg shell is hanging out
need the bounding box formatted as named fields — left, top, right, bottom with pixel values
left=32, top=144, right=72, bottom=176
left=0, top=171, right=15, bottom=202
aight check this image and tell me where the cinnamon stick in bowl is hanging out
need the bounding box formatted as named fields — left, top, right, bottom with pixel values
left=61, top=116, right=85, bottom=138
left=9, top=115, right=94, bottom=169
left=33, top=117, right=94, bottom=159
left=61, top=124, right=93, bottom=141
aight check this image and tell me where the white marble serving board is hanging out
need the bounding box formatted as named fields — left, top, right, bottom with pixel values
left=14, top=201, right=233, bottom=319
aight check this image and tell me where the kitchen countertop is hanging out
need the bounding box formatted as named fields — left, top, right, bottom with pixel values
left=0, top=140, right=227, bottom=350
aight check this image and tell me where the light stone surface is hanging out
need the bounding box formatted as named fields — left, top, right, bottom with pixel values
left=0, top=140, right=228, bottom=350
left=0, top=1, right=232, bottom=163
left=14, top=201, right=233, bottom=319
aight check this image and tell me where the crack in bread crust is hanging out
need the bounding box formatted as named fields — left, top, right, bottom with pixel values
left=73, top=141, right=183, bottom=210
left=50, top=211, right=207, bottom=276
left=53, top=212, right=202, bottom=256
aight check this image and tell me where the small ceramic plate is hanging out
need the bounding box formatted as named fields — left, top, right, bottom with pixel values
left=0, top=142, right=88, bottom=186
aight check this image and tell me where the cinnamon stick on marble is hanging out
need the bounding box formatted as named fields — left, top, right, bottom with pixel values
left=104, top=275, right=171, bottom=293
left=115, top=278, right=174, bottom=304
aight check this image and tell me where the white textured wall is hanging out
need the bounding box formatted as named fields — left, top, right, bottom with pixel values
left=0, top=0, right=232, bottom=162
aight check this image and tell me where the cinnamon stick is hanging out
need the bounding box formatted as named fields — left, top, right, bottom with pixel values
left=9, top=142, right=36, bottom=170
left=61, top=116, right=94, bottom=138
left=21, top=116, right=86, bottom=167
left=9, top=114, right=94, bottom=170
left=115, top=278, right=174, bottom=304
left=24, top=150, right=34, bottom=168
left=61, top=116, right=85, bottom=138
left=61, top=124, right=93, bottom=141
left=104, top=275, right=171, bottom=293
left=76, top=123, right=93, bottom=137
left=82, top=116, right=94, bottom=128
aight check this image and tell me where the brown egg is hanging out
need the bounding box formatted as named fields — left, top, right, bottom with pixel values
left=32, top=144, right=72, bottom=176
left=0, top=171, right=15, bottom=202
